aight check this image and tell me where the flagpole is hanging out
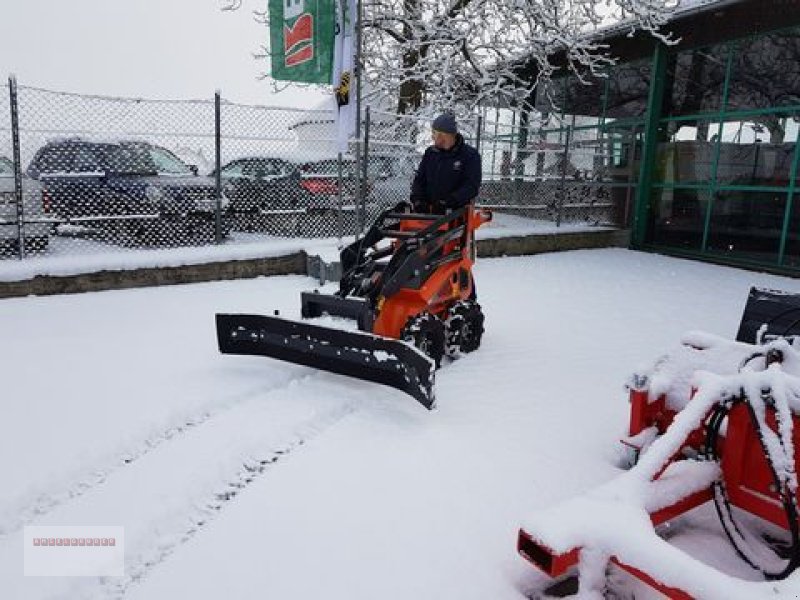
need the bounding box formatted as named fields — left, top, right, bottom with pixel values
left=354, top=0, right=364, bottom=236
left=355, top=0, right=362, bottom=136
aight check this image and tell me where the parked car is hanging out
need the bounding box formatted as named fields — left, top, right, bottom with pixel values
left=298, top=157, right=393, bottom=236
left=296, top=158, right=359, bottom=211
left=367, top=153, right=420, bottom=211
left=27, top=139, right=230, bottom=246
left=214, top=156, right=302, bottom=214
left=218, top=155, right=379, bottom=213
left=0, top=156, right=51, bottom=256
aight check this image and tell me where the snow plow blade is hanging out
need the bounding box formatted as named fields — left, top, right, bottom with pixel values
left=736, top=286, right=800, bottom=343
left=216, top=313, right=435, bottom=409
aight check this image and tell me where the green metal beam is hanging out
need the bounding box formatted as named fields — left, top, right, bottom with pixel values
left=779, top=124, right=800, bottom=264
left=701, top=41, right=735, bottom=252
left=637, top=244, right=800, bottom=276
left=655, top=183, right=793, bottom=193
left=632, top=42, right=668, bottom=247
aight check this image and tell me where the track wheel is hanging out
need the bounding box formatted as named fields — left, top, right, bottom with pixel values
left=445, top=300, right=485, bottom=355
left=401, top=312, right=445, bottom=368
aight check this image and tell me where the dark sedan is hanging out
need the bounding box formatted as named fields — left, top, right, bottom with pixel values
left=216, top=157, right=301, bottom=211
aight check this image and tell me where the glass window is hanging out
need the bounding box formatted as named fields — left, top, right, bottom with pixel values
left=600, top=125, right=642, bottom=184
left=715, top=115, right=798, bottom=187
left=780, top=192, right=800, bottom=266
left=0, top=157, right=13, bottom=176
left=727, top=29, right=800, bottom=112
left=301, top=159, right=361, bottom=179
left=105, top=145, right=157, bottom=175
left=220, top=161, right=247, bottom=178
left=604, top=61, right=651, bottom=119
left=72, top=146, right=101, bottom=173
left=705, top=190, right=786, bottom=261
left=243, top=160, right=273, bottom=179
left=272, top=159, right=295, bottom=177
left=648, top=188, right=710, bottom=249
left=241, top=159, right=294, bottom=179
left=654, top=120, right=718, bottom=184
left=147, top=146, right=193, bottom=175
left=35, top=145, right=75, bottom=174
left=664, top=44, right=728, bottom=117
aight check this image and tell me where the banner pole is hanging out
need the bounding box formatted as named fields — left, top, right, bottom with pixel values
left=355, top=0, right=362, bottom=135
left=353, top=0, right=364, bottom=237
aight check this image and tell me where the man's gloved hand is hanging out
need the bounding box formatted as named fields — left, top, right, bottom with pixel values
left=391, top=200, right=412, bottom=213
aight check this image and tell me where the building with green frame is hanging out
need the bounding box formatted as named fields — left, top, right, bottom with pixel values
left=530, top=0, right=800, bottom=275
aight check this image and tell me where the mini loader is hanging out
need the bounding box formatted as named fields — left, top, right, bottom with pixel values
left=518, top=287, right=800, bottom=598
left=216, top=204, right=492, bottom=409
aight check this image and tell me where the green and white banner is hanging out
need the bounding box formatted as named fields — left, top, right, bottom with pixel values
left=268, top=0, right=335, bottom=84
left=333, top=0, right=356, bottom=153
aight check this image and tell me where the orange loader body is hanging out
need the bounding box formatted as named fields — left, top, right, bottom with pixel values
left=371, top=207, right=490, bottom=339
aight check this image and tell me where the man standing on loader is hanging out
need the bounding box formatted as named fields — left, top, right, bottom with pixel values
left=409, top=113, right=482, bottom=214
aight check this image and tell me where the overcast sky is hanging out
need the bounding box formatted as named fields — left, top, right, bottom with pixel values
left=0, top=0, right=327, bottom=108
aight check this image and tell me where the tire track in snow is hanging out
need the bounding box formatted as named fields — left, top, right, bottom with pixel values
left=0, top=372, right=365, bottom=600
left=0, top=372, right=313, bottom=538
left=103, top=396, right=360, bottom=600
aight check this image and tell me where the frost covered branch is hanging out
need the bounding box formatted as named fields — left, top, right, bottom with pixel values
left=224, top=0, right=678, bottom=116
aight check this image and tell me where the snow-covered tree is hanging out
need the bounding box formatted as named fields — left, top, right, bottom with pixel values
left=364, top=0, right=676, bottom=116
left=221, top=0, right=678, bottom=116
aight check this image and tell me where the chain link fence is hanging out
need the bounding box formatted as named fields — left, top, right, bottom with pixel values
left=218, top=102, right=353, bottom=239
left=476, top=110, right=639, bottom=228
left=0, top=78, right=632, bottom=262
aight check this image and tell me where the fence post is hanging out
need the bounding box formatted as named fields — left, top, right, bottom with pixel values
left=475, top=114, right=482, bottom=154
left=490, top=107, right=500, bottom=185
left=508, top=109, right=517, bottom=208
left=214, top=90, right=222, bottom=244
left=515, top=108, right=529, bottom=180
left=336, top=152, right=343, bottom=241
left=354, top=133, right=363, bottom=239
left=9, top=76, right=25, bottom=259
left=557, top=124, right=573, bottom=228
left=475, top=114, right=483, bottom=206
left=359, top=105, right=371, bottom=236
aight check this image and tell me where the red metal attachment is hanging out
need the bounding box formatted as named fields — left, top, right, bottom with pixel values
left=519, top=385, right=800, bottom=598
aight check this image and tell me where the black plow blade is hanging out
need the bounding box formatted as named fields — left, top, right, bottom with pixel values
left=737, top=286, right=800, bottom=344
left=216, top=313, right=436, bottom=409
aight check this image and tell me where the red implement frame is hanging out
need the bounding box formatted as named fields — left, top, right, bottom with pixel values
left=518, top=387, right=800, bottom=598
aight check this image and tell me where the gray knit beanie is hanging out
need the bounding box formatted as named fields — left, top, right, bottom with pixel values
left=431, top=113, right=458, bottom=134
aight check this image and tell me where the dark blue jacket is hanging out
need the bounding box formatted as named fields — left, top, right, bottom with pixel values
left=410, top=134, right=481, bottom=213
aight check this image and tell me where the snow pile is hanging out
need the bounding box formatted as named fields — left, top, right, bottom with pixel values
left=634, top=331, right=800, bottom=412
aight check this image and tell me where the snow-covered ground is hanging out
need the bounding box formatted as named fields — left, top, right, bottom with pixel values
left=3, top=248, right=800, bottom=599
